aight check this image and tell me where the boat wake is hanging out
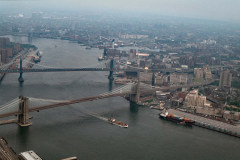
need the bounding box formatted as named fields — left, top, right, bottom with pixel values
left=85, top=112, right=108, bottom=122
left=83, top=112, right=128, bottom=128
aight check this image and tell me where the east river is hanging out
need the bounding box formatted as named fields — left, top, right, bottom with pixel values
left=0, top=36, right=239, bottom=160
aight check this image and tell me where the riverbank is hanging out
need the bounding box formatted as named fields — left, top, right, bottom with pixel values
left=0, top=48, right=40, bottom=82
left=1, top=36, right=240, bottom=160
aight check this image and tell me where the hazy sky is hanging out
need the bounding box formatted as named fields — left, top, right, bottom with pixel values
left=1, top=0, right=240, bottom=22
left=69, top=0, right=240, bottom=21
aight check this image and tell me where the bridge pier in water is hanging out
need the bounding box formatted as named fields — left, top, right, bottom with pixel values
left=108, top=59, right=114, bottom=81
left=18, top=58, right=24, bottom=83
left=18, top=96, right=32, bottom=127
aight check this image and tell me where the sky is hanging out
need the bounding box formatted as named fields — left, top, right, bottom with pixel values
left=1, top=0, right=240, bottom=22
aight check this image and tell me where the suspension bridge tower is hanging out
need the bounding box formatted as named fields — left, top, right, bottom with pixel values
left=18, top=58, right=24, bottom=82
left=108, top=59, right=114, bottom=81
left=129, top=72, right=140, bottom=104
left=18, top=96, right=32, bottom=127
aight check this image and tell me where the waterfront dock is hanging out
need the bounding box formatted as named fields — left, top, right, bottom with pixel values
left=0, top=137, right=18, bottom=160
left=1, top=137, right=77, bottom=160
left=168, top=109, right=240, bottom=138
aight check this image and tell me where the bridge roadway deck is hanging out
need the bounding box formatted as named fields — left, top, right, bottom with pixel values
left=0, top=68, right=111, bottom=73
left=0, top=68, right=193, bottom=73
left=0, top=92, right=131, bottom=119
left=29, top=92, right=130, bottom=112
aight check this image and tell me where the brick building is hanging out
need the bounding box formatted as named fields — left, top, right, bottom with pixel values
left=0, top=37, right=10, bottom=48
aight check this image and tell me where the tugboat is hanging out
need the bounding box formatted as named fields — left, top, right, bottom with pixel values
left=182, top=118, right=195, bottom=126
left=108, top=118, right=128, bottom=128
left=159, top=111, right=195, bottom=126
left=98, top=55, right=105, bottom=61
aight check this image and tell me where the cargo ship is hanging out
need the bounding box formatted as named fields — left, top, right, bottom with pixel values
left=108, top=118, right=128, bottom=128
left=159, top=111, right=195, bottom=126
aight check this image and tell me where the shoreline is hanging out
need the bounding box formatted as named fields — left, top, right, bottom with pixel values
left=167, top=109, right=240, bottom=138
left=0, top=48, right=39, bottom=83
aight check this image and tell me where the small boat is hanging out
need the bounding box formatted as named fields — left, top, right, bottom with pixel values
left=33, top=57, right=41, bottom=63
left=98, top=55, right=105, bottom=61
left=183, top=118, right=195, bottom=126
left=108, top=118, right=128, bottom=128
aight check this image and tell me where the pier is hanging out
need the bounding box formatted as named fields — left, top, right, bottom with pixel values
left=168, top=109, right=240, bottom=137
left=0, top=137, right=19, bottom=160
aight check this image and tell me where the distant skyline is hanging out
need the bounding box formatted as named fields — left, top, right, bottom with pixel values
left=0, top=0, right=240, bottom=22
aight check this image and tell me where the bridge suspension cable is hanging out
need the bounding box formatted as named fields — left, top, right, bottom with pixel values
left=28, top=97, right=69, bottom=103
left=0, top=98, right=20, bottom=114
left=27, top=97, right=70, bottom=109
left=99, top=82, right=135, bottom=97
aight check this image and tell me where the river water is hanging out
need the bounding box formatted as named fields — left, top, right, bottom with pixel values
left=0, top=36, right=239, bottom=160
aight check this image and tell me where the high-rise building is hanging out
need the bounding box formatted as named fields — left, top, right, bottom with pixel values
left=170, top=73, right=188, bottom=84
left=203, top=65, right=212, bottom=79
left=194, top=68, right=203, bottom=79
left=0, top=49, right=9, bottom=63
left=185, top=89, right=208, bottom=108
left=129, top=49, right=136, bottom=60
left=219, top=70, right=232, bottom=89
left=194, top=66, right=212, bottom=79
left=0, top=37, right=10, bottom=48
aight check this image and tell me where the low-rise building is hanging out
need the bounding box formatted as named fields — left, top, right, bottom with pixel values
left=170, top=73, right=188, bottom=84
left=223, top=111, right=240, bottom=121
left=140, top=72, right=152, bottom=83
left=196, top=106, right=220, bottom=116
left=155, top=74, right=168, bottom=85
